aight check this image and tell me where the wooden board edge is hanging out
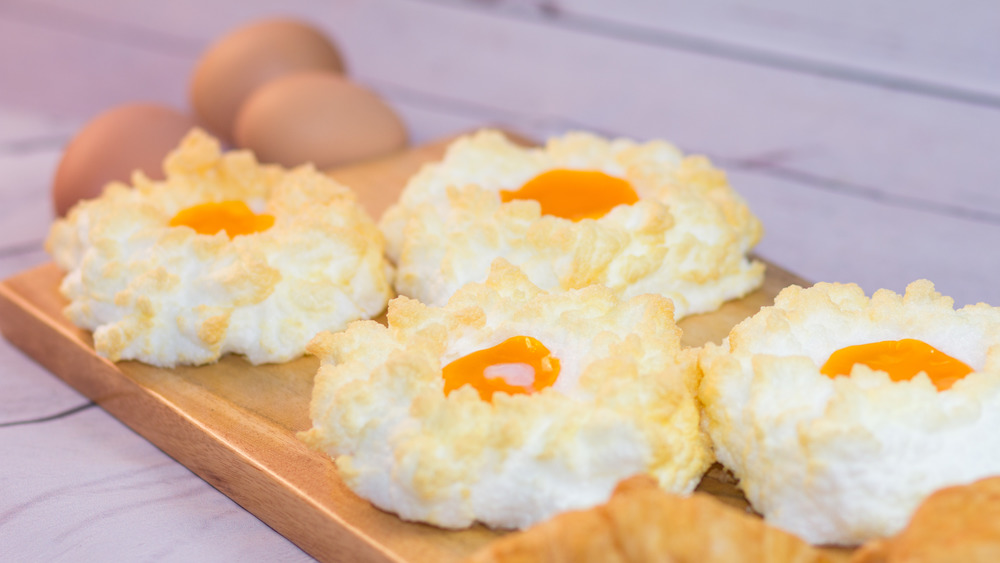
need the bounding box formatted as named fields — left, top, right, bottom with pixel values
left=0, top=273, right=403, bottom=563
left=0, top=256, right=834, bottom=562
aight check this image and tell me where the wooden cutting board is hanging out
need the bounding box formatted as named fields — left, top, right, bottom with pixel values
left=0, top=134, right=844, bottom=562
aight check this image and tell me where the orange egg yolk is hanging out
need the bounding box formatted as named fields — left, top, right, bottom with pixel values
left=820, top=339, right=973, bottom=391
left=500, top=169, right=639, bottom=221
left=442, top=336, right=561, bottom=402
left=169, top=200, right=274, bottom=238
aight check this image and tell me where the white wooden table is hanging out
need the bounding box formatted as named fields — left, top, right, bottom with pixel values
left=2, top=1, right=998, bottom=560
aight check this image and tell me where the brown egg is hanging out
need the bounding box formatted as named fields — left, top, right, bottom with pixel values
left=190, top=18, right=345, bottom=142
left=233, top=72, right=408, bottom=170
left=52, top=103, right=197, bottom=217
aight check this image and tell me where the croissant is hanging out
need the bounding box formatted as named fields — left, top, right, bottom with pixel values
left=467, top=475, right=830, bottom=563
left=853, top=476, right=1000, bottom=563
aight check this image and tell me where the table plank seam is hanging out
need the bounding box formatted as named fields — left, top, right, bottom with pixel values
left=0, top=0, right=199, bottom=58
left=408, top=0, right=1000, bottom=111
left=372, top=77, right=534, bottom=125
left=0, top=400, right=95, bottom=427
left=0, top=239, right=45, bottom=258
left=723, top=162, right=1000, bottom=226
left=369, top=80, right=1000, bottom=227
left=10, top=0, right=1000, bottom=113
left=0, top=134, right=69, bottom=155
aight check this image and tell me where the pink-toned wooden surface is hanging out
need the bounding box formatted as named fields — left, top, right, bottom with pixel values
left=2, top=1, right=998, bottom=561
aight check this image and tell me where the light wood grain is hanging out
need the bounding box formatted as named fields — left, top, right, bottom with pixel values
left=0, top=134, right=845, bottom=562
left=487, top=0, right=1000, bottom=101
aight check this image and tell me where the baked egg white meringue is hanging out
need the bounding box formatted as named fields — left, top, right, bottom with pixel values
left=300, top=259, right=712, bottom=529
left=46, top=129, right=393, bottom=367
left=699, top=280, right=1000, bottom=546
left=379, top=129, right=764, bottom=318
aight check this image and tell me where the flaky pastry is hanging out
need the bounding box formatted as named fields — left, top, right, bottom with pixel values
left=467, top=475, right=829, bottom=563
left=300, top=259, right=712, bottom=529
left=853, top=476, right=1000, bottom=563
left=700, top=281, right=1000, bottom=545
left=46, top=129, right=393, bottom=367
left=380, top=129, right=764, bottom=318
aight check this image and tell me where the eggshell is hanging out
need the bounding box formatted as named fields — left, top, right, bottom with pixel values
left=190, top=18, right=345, bottom=142
left=233, top=71, right=408, bottom=169
left=52, top=103, right=196, bottom=217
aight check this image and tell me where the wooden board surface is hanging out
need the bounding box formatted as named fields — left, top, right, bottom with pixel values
left=0, top=134, right=846, bottom=562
